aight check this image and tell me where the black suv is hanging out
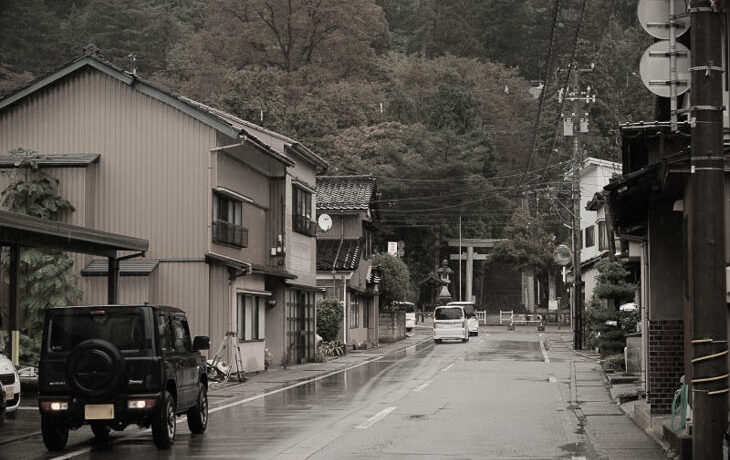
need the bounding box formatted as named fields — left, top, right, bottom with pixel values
left=38, top=304, right=210, bottom=451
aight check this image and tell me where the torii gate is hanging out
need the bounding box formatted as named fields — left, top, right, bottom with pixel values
left=448, top=238, right=499, bottom=303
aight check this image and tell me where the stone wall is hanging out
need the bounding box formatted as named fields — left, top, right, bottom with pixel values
left=378, top=311, right=405, bottom=343
left=647, top=319, right=684, bottom=414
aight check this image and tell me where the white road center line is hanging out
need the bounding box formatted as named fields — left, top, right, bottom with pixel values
left=356, top=406, right=396, bottom=429
left=413, top=380, right=432, bottom=392
left=539, top=338, right=550, bottom=363
left=441, top=363, right=455, bottom=372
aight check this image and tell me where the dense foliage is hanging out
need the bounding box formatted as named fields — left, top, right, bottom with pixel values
left=585, top=257, right=638, bottom=356
left=372, top=253, right=411, bottom=310
left=1, top=149, right=81, bottom=364
left=0, top=0, right=655, bottom=285
left=491, top=210, right=557, bottom=276
left=316, top=297, right=343, bottom=343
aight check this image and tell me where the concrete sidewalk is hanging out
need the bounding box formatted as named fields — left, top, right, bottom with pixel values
left=546, top=333, right=671, bottom=459
left=0, top=333, right=431, bottom=447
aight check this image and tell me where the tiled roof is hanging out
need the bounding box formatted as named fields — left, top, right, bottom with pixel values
left=316, top=176, right=375, bottom=211
left=317, top=238, right=363, bottom=271
left=81, top=258, right=159, bottom=276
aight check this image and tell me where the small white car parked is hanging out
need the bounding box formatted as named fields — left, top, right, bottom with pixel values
left=0, top=353, right=20, bottom=416
left=433, top=305, right=469, bottom=343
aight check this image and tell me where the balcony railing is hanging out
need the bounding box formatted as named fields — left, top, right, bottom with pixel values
left=293, top=214, right=317, bottom=237
left=212, top=220, right=248, bottom=248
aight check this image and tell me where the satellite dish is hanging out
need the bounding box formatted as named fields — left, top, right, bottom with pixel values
left=553, top=244, right=572, bottom=266
left=637, top=0, right=689, bottom=40
left=639, top=41, right=690, bottom=98
left=317, top=214, right=332, bottom=232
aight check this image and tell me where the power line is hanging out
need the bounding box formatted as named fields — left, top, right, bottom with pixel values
left=523, top=0, right=562, bottom=177
left=539, top=0, right=590, bottom=181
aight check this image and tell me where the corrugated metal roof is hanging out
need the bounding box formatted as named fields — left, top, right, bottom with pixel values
left=316, top=238, right=363, bottom=271
left=0, top=154, right=100, bottom=168
left=316, top=176, right=375, bottom=211
left=81, top=258, right=159, bottom=276
left=0, top=54, right=316, bottom=168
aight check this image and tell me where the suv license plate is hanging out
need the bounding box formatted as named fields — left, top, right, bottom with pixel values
left=85, top=404, right=114, bottom=420
left=5, top=387, right=13, bottom=400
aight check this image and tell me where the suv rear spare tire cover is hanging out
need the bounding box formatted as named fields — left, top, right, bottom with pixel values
left=67, top=339, right=126, bottom=398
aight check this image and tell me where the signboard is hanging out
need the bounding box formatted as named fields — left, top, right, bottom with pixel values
left=548, top=300, right=558, bottom=311
left=387, top=241, right=398, bottom=256
left=637, top=0, right=689, bottom=40
left=639, top=41, right=690, bottom=98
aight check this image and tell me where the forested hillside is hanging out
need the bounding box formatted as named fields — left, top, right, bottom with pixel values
left=0, top=0, right=654, bottom=283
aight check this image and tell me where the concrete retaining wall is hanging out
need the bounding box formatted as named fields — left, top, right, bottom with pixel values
left=379, top=311, right=405, bottom=343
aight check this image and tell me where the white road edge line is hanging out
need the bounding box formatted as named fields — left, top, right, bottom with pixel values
left=441, top=363, right=455, bottom=372
left=50, top=354, right=386, bottom=460
left=356, top=406, right=396, bottom=429
left=539, top=338, right=550, bottom=363
left=413, top=380, right=432, bottom=392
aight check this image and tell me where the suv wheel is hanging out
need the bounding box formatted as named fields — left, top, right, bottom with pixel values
left=186, top=386, right=208, bottom=434
left=152, top=391, right=176, bottom=449
left=91, top=422, right=111, bottom=440
left=41, top=416, right=69, bottom=451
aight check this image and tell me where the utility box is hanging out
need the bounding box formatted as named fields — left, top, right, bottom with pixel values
left=563, top=118, right=574, bottom=136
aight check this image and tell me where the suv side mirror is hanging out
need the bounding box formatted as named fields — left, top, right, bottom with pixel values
left=193, top=336, right=210, bottom=351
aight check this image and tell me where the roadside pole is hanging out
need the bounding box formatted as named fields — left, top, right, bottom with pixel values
left=688, top=2, right=728, bottom=458
left=563, top=63, right=595, bottom=350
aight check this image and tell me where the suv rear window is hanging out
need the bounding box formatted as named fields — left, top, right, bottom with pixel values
left=48, top=310, right=147, bottom=352
left=434, top=307, right=463, bottom=320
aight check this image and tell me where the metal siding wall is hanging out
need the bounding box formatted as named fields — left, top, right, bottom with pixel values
left=154, top=262, right=209, bottom=337
left=217, top=153, right=270, bottom=205
left=208, top=264, right=229, bottom=355
left=0, top=68, right=215, bottom=260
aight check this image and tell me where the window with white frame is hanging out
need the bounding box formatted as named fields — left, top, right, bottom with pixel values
left=237, top=294, right=265, bottom=341
left=213, top=193, right=247, bottom=247
left=350, top=294, right=360, bottom=328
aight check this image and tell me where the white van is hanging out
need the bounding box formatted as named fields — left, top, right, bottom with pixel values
left=447, top=301, right=479, bottom=336
left=433, top=305, right=469, bottom=343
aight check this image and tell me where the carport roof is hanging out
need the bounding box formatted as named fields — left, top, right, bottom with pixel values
left=0, top=210, right=148, bottom=257
left=81, top=258, right=159, bottom=276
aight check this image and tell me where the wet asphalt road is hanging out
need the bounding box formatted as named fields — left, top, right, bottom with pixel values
left=0, top=329, right=663, bottom=459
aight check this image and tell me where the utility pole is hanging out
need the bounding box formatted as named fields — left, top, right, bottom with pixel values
left=562, top=63, right=595, bottom=351
left=687, top=2, right=727, bottom=458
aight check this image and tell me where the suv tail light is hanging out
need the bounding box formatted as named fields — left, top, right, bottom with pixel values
left=128, top=399, right=156, bottom=409
left=40, top=401, right=69, bottom=411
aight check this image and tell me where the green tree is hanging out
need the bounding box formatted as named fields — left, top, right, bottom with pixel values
left=593, top=258, right=636, bottom=309
left=1, top=149, right=81, bottom=364
left=316, top=298, right=343, bottom=342
left=372, top=253, right=411, bottom=310
left=585, top=257, right=638, bottom=356
left=491, top=210, right=557, bottom=276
